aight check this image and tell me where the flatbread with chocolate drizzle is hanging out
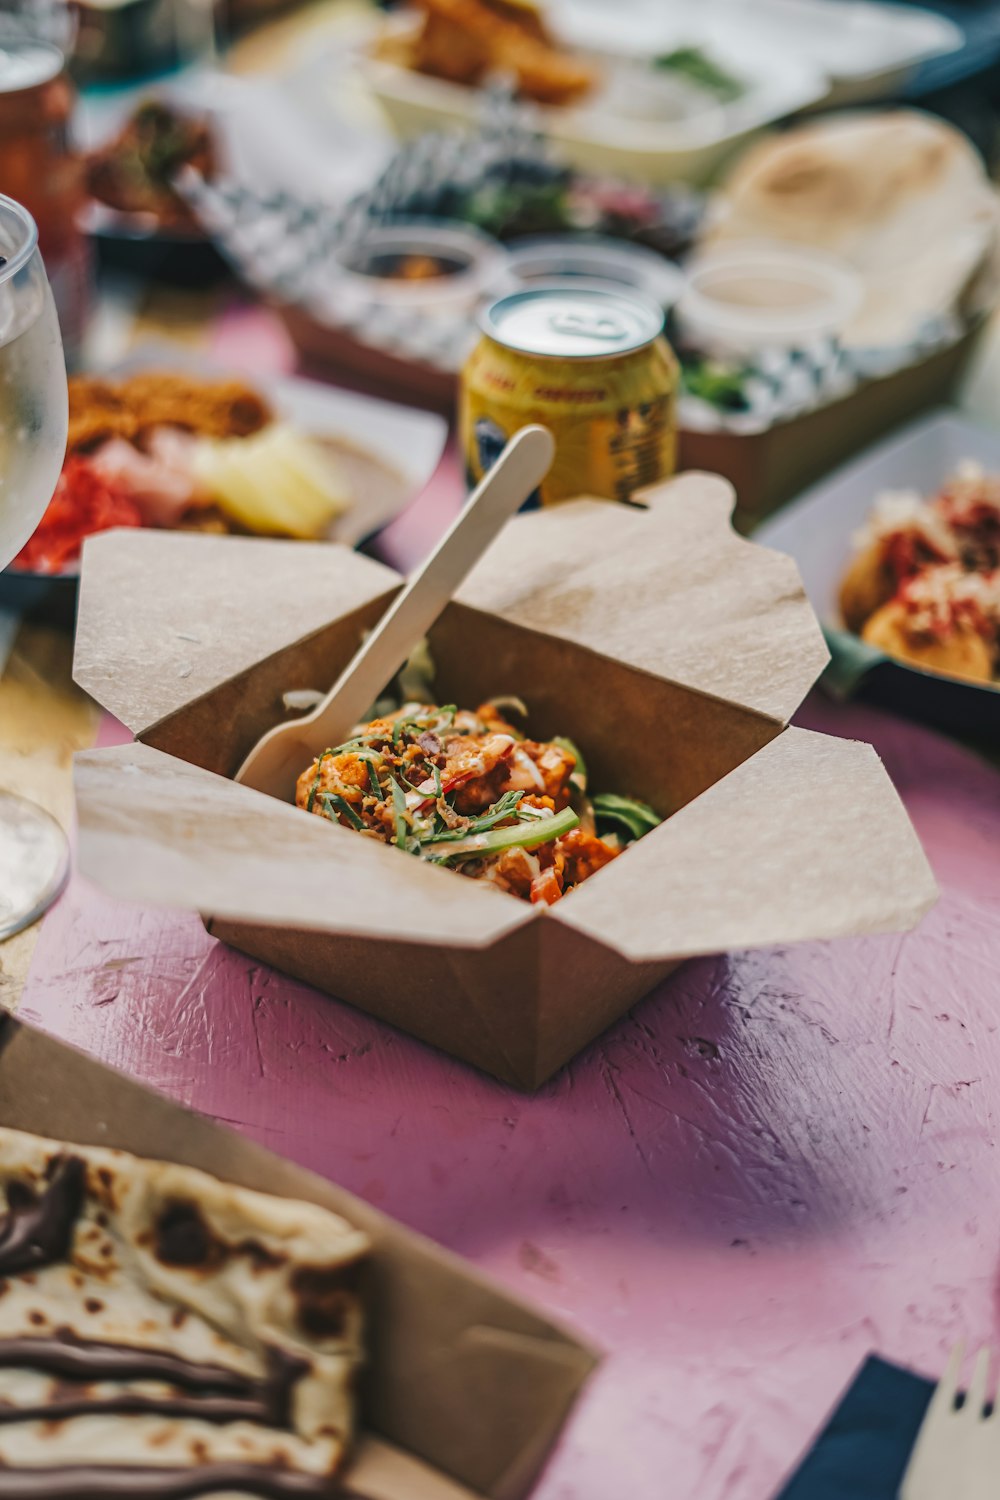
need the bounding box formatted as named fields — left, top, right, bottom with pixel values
left=0, top=1127, right=369, bottom=1498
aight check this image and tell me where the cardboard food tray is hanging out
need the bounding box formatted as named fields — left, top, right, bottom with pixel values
left=72, top=473, right=938, bottom=1090
left=279, top=305, right=459, bottom=415
left=0, top=1014, right=596, bottom=1499
left=278, top=315, right=984, bottom=486
left=757, top=406, right=1000, bottom=738
left=680, top=324, right=984, bottom=533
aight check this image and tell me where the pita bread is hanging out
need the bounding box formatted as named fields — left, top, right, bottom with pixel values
left=705, top=109, right=1000, bottom=347
left=0, top=1126, right=369, bottom=1497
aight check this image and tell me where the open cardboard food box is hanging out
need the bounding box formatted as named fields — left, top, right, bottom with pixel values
left=0, top=1014, right=595, bottom=1498
left=72, top=471, right=938, bottom=1090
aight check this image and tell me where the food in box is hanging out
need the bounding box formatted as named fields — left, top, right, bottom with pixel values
left=0, top=1015, right=596, bottom=1499
left=72, top=472, right=937, bottom=1089
left=0, top=1122, right=367, bottom=1491
left=296, top=698, right=657, bottom=908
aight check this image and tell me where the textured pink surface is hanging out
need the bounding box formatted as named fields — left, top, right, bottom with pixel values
left=24, top=696, right=1000, bottom=1498
left=21, top=319, right=1000, bottom=1497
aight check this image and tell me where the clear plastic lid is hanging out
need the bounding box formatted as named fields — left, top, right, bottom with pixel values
left=677, top=242, right=862, bottom=354
left=507, top=235, right=684, bottom=310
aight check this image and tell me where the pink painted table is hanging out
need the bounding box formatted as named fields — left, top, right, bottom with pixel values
left=20, top=308, right=1000, bottom=1499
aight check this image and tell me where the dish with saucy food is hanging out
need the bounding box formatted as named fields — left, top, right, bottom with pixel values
left=297, top=698, right=660, bottom=906
left=839, top=462, right=1000, bottom=685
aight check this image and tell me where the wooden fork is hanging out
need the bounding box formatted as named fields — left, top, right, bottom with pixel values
left=234, top=424, right=555, bottom=803
left=900, top=1345, right=1000, bottom=1499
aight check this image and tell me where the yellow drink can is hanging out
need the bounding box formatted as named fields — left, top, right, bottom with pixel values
left=460, top=285, right=678, bottom=507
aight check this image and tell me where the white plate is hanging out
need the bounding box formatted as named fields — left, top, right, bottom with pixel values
left=358, top=12, right=827, bottom=187
left=714, top=0, right=962, bottom=90
left=8, top=343, right=447, bottom=580
left=548, top=0, right=962, bottom=102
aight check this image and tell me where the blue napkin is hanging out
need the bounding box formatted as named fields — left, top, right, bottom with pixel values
left=775, top=1355, right=934, bottom=1499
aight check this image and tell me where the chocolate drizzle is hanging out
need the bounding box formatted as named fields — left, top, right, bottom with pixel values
left=0, top=1333, right=308, bottom=1428
left=0, top=1463, right=356, bottom=1497
left=0, top=1159, right=84, bottom=1276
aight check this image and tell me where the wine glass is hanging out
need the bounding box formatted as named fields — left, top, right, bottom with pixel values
left=0, top=191, right=70, bottom=942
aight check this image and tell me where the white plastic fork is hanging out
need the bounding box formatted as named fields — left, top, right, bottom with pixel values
left=900, top=1344, right=1000, bottom=1499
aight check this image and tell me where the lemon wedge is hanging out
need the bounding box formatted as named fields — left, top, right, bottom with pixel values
left=192, top=425, right=352, bottom=539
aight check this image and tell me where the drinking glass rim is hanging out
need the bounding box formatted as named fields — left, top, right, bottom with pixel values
left=0, top=194, right=39, bottom=286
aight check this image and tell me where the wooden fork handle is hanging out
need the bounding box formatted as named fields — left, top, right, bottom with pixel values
left=310, top=424, right=555, bottom=747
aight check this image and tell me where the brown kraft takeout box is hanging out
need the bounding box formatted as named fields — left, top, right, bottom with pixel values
left=72, top=470, right=938, bottom=1090
left=0, top=1014, right=596, bottom=1499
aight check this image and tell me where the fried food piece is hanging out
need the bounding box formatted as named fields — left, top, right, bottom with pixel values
left=839, top=541, right=898, bottom=635
left=66, top=377, right=134, bottom=453
left=412, top=10, right=492, bottom=84
left=123, top=373, right=271, bottom=440
left=86, top=100, right=216, bottom=233
left=67, top=372, right=272, bottom=455
left=295, top=703, right=636, bottom=905
left=862, top=600, right=994, bottom=684
left=410, top=0, right=596, bottom=106
left=839, top=490, right=959, bottom=633
left=557, top=826, right=620, bottom=883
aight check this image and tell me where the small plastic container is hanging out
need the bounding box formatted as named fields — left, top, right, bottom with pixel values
left=329, top=221, right=509, bottom=315
left=506, top=234, right=684, bottom=309
left=676, top=241, right=862, bottom=355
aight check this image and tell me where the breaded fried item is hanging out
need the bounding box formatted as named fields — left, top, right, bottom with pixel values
left=412, top=10, right=492, bottom=83
left=86, top=100, right=216, bottom=233
left=67, top=372, right=272, bottom=455
left=839, top=541, right=897, bottom=635
left=66, top=377, right=134, bottom=453
left=294, top=700, right=635, bottom=906
left=409, top=0, right=595, bottom=106
left=862, top=600, right=994, bottom=684
left=123, top=372, right=271, bottom=440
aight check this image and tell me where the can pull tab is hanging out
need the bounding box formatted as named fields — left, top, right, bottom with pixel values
left=547, top=311, right=625, bottom=342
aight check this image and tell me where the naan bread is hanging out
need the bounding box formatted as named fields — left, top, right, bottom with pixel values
left=704, top=110, right=1000, bottom=348
left=0, top=1126, right=369, bottom=1498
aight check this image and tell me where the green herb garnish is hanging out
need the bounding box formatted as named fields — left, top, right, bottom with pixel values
left=326, top=733, right=384, bottom=757
left=306, top=749, right=333, bottom=812
left=355, top=751, right=383, bottom=800
left=320, top=792, right=365, bottom=831
left=386, top=773, right=412, bottom=850
left=423, top=790, right=525, bottom=846
left=682, top=357, right=751, bottom=414
left=592, top=793, right=661, bottom=843
left=432, top=805, right=579, bottom=863
left=654, top=46, right=744, bottom=103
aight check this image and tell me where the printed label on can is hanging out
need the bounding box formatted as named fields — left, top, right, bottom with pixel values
left=461, top=379, right=676, bottom=507
left=459, top=330, right=678, bottom=508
